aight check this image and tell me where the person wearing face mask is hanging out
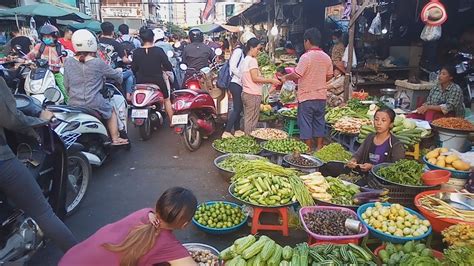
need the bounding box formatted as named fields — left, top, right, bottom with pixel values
left=347, top=108, right=405, bottom=172
left=330, top=29, right=345, bottom=63
left=25, top=24, right=68, bottom=102
left=59, top=187, right=198, bottom=266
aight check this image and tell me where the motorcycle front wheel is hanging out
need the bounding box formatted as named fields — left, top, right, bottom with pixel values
left=66, top=152, right=91, bottom=215
left=183, top=115, right=202, bottom=151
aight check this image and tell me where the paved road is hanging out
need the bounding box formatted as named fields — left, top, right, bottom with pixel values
left=30, top=126, right=305, bottom=265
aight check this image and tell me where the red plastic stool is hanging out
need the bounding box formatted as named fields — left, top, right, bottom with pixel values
left=307, top=235, right=360, bottom=245
left=251, top=207, right=289, bottom=236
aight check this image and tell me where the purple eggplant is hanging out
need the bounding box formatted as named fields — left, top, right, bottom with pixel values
left=358, top=187, right=389, bottom=196
left=353, top=197, right=381, bottom=205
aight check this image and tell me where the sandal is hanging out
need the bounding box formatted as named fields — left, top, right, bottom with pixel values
left=112, top=137, right=129, bottom=146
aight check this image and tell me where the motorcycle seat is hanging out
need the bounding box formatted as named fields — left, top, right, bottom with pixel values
left=49, top=105, right=102, bottom=119
left=136, top=83, right=161, bottom=90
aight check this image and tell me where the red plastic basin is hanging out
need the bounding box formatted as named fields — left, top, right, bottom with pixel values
left=422, top=170, right=451, bottom=186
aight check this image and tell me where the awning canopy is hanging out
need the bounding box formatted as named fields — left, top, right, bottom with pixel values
left=67, top=20, right=102, bottom=33
left=0, top=3, right=91, bottom=22
left=227, top=0, right=269, bottom=26
left=190, top=23, right=241, bottom=33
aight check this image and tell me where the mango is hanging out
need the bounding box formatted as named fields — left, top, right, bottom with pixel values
left=437, top=156, right=446, bottom=162
left=452, top=160, right=471, bottom=171
left=426, top=150, right=439, bottom=159
left=440, top=148, right=449, bottom=153
left=428, top=158, right=437, bottom=165
left=436, top=160, right=446, bottom=168
left=445, top=154, right=459, bottom=164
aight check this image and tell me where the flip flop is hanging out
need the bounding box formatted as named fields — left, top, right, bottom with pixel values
left=112, top=138, right=129, bottom=146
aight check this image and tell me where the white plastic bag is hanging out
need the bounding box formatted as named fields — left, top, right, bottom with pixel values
left=420, top=25, right=442, bottom=41
left=279, top=81, right=296, bottom=104
left=368, top=13, right=382, bottom=35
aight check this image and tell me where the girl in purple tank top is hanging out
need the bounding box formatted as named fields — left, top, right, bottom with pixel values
left=59, top=187, right=198, bottom=266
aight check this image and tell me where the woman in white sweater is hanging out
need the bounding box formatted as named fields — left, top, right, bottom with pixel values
left=222, top=31, right=256, bottom=138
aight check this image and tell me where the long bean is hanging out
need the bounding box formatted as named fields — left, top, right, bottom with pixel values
left=419, top=195, right=474, bottom=222
left=288, top=175, right=314, bottom=206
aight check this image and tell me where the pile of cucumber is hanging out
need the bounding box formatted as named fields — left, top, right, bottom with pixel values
left=358, top=125, right=424, bottom=147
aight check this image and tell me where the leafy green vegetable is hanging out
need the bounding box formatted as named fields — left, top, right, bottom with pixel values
left=217, top=155, right=267, bottom=172
left=443, top=246, right=474, bottom=266
left=376, top=159, right=424, bottom=186
left=326, top=177, right=360, bottom=205
left=314, top=143, right=352, bottom=163
left=263, top=139, right=308, bottom=154
left=213, top=136, right=261, bottom=154
left=257, top=52, right=271, bottom=67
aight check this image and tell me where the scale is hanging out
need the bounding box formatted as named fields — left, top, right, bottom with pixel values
left=380, top=88, right=397, bottom=107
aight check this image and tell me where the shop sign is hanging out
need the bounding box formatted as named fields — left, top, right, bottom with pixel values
left=101, top=7, right=142, bottom=17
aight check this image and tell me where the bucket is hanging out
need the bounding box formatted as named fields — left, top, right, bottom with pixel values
left=437, top=129, right=469, bottom=152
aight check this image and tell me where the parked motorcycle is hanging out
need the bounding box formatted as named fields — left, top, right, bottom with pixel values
left=453, top=51, right=474, bottom=108
left=0, top=91, right=88, bottom=263
left=171, top=48, right=228, bottom=151
left=47, top=84, right=131, bottom=167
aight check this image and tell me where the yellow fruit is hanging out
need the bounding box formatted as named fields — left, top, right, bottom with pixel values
left=437, top=156, right=446, bottom=162
left=436, top=160, right=446, bottom=168
left=452, top=160, right=471, bottom=171
left=446, top=167, right=456, bottom=170
left=445, top=154, right=459, bottom=164
left=428, top=158, right=437, bottom=165
left=440, top=148, right=449, bottom=153
left=426, top=150, right=439, bottom=159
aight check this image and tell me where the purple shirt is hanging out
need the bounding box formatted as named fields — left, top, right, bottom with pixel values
left=369, top=139, right=390, bottom=165
left=59, top=208, right=189, bottom=266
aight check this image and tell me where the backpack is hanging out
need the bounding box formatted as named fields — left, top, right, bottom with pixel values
left=36, top=42, right=63, bottom=61
left=216, top=48, right=243, bottom=90
left=118, top=36, right=136, bottom=56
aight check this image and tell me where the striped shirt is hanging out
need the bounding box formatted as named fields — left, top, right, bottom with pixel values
left=426, top=82, right=465, bottom=117
left=294, top=48, right=333, bottom=102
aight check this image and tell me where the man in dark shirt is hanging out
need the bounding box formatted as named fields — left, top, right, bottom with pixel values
left=5, top=29, right=32, bottom=55
left=99, top=22, right=134, bottom=100
left=181, top=28, right=215, bottom=83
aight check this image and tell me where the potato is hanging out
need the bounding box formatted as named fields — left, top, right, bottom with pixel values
left=428, top=158, right=437, bottom=165
left=436, top=159, right=446, bottom=168
left=445, top=154, right=459, bottom=164
left=437, top=155, right=446, bottom=162
left=440, top=147, right=449, bottom=153
left=452, top=160, right=471, bottom=171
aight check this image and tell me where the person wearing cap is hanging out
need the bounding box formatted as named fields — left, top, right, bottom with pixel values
left=325, top=62, right=347, bottom=107
left=222, top=31, right=256, bottom=138
left=281, top=27, right=333, bottom=151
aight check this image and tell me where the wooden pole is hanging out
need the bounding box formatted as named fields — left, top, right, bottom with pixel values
left=343, top=0, right=358, bottom=102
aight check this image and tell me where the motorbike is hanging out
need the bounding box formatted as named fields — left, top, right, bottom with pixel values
left=12, top=45, right=67, bottom=104
left=453, top=51, right=474, bottom=108
left=130, top=51, right=174, bottom=140
left=171, top=48, right=228, bottom=151
left=47, top=83, right=131, bottom=167
left=0, top=91, right=89, bottom=263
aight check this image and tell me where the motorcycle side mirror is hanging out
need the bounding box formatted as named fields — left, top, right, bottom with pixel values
left=166, top=50, right=174, bottom=58
left=37, top=59, right=48, bottom=68
left=180, top=63, right=188, bottom=71
left=200, top=67, right=211, bottom=74
left=44, top=87, right=62, bottom=103
left=215, top=48, right=223, bottom=56
left=174, top=41, right=181, bottom=49
left=60, top=50, right=68, bottom=57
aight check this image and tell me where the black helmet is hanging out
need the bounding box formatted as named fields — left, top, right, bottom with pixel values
left=189, top=28, right=203, bottom=43
left=39, top=24, right=59, bottom=39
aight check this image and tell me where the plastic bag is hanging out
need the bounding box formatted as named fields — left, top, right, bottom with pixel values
left=368, top=13, right=382, bottom=35
left=279, top=81, right=296, bottom=104
left=420, top=25, right=442, bottom=41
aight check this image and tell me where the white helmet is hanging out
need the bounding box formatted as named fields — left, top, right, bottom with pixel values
left=72, top=29, right=97, bottom=53
left=240, top=31, right=256, bottom=45
left=153, top=28, right=165, bottom=43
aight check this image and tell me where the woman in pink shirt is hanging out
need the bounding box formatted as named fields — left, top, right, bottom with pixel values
left=59, top=187, right=198, bottom=266
left=241, top=38, right=281, bottom=134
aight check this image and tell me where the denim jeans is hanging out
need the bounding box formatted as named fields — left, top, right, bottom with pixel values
left=0, top=158, right=77, bottom=252
left=225, top=82, right=243, bottom=132
left=122, top=69, right=135, bottom=94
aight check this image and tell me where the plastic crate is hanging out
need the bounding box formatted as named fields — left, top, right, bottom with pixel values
left=367, top=177, right=423, bottom=209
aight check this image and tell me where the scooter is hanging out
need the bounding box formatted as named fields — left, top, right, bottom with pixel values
left=171, top=48, right=228, bottom=151
left=130, top=51, right=174, bottom=140
left=0, top=92, right=88, bottom=264
left=13, top=45, right=66, bottom=104
left=47, top=84, right=131, bottom=167
left=453, top=51, right=474, bottom=108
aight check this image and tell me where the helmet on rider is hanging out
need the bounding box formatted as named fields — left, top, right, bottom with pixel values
left=240, top=31, right=256, bottom=46
left=39, top=24, right=59, bottom=46
left=72, top=29, right=98, bottom=53
left=189, top=28, right=204, bottom=43
left=153, top=28, right=165, bottom=43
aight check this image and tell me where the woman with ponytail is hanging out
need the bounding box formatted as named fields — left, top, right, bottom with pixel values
left=59, top=187, right=198, bottom=266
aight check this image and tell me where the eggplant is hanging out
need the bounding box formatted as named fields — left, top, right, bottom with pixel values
left=353, top=197, right=381, bottom=205
left=358, top=187, right=389, bottom=196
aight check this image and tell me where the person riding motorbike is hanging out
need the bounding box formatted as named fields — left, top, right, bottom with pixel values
left=65, top=29, right=128, bottom=146
left=132, top=29, right=174, bottom=124
left=153, top=28, right=181, bottom=91
left=25, top=24, right=68, bottom=102
left=0, top=77, right=77, bottom=253
left=181, top=28, right=215, bottom=84
left=99, top=22, right=134, bottom=101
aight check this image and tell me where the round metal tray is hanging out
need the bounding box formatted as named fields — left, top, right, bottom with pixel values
left=313, top=179, right=360, bottom=210
left=430, top=123, right=474, bottom=133
left=371, top=163, right=438, bottom=189
left=283, top=154, right=323, bottom=169
left=250, top=128, right=289, bottom=142
left=213, top=153, right=267, bottom=175
left=183, top=243, right=221, bottom=266
left=228, top=183, right=296, bottom=208
left=260, top=141, right=309, bottom=156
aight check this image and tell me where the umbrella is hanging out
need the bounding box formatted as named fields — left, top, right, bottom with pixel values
left=0, top=3, right=90, bottom=22
left=191, top=23, right=241, bottom=33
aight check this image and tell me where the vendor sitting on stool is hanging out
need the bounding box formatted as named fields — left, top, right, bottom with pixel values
left=412, top=65, right=465, bottom=122
left=347, top=108, right=405, bottom=172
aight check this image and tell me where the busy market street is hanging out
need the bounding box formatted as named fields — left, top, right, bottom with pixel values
left=1, top=0, right=474, bottom=265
